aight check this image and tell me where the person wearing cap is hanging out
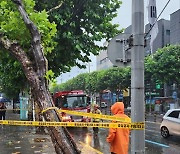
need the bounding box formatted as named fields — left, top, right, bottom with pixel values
left=91, top=103, right=102, bottom=133
left=106, top=102, right=130, bottom=154
left=0, top=101, right=7, bottom=120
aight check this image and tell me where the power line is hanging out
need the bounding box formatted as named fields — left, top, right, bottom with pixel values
left=145, top=0, right=171, bottom=38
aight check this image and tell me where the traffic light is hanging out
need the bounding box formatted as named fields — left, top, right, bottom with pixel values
left=156, top=82, right=160, bottom=89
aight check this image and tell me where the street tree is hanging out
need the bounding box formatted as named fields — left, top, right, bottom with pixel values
left=0, top=0, right=80, bottom=153
left=0, top=0, right=123, bottom=101
left=144, top=55, right=157, bottom=95
left=0, top=0, right=123, bottom=152
left=147, top=45, right=180, bottom=97
left=34, top=0, right=122, bottom=77
left=85, top=71, right=100, bottom=96
left=54, top=67, right=131, bottom=100
left=150, top=45, right=180, bottom=84
left=97, top=67, right=130, bottom=94
left=70, top=73, right=88, bottom=91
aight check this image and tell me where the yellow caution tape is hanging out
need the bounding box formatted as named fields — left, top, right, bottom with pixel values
left=41, top=107, right=58, bottom=113
left=0, top=120, right=144, bottom=129
left=41, top=107, right=131, bottom=123
left=58, top=109, right=131, bottom=123
left=5, top=107, right=131, bottom=123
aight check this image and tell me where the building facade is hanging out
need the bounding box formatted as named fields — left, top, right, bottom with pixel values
left=96, top=42, right=113, bottom=70
left=145, top=19, right=170, bottom=55
left=170, top=9, right=180, bottom=45
left=96, top=9, right=180, bottom=71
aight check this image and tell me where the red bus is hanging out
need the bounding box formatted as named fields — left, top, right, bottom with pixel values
left=53, top=90, right=91, bottom=122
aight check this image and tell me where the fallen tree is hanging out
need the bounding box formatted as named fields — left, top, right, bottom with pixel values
left=0, top=0, right=80, bottom=153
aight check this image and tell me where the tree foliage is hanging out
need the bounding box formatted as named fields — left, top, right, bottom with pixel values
left=0, top=0, right=80, bottom=153
left=0, top=52, right=26, bottom=98
left=145, top=45, right=180, bottom=84
left=0, top=0, right=57, bottom=53
left=35, top=0, right=122, bottom=76
left=0, top=0, right=57, bottom=98
left=53, top=45, right=180, bottom=98
left=152, top=45, right=180, bottom=84
left=0, top=0, right=122, bottom=98
left=50, top=67, right=131, bottom=95
left=144, top=45, right=180, bottom=97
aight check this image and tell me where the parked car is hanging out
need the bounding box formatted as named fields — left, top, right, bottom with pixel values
left=160, top=109, right=180, bottom=138
left=101, top=102, right=107, bottom=108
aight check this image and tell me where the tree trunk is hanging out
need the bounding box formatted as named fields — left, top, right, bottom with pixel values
left=0, top=0, right=80, bottom=153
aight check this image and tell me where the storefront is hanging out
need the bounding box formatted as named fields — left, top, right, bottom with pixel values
left=154, top=97, right=174, bottom=114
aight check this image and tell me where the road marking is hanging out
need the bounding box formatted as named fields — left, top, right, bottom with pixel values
left=145, top=139, right=169, bottom=148
left=130, top=136, right=169, bottom=148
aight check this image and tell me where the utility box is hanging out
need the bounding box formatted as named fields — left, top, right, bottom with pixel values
left=20, top=97, right=29, bottom=120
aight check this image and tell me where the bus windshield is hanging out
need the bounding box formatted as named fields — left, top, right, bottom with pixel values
left=55, top=95, right=88, bottom=109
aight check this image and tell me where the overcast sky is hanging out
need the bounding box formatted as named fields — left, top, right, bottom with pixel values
left=57, top=0, right=180, bottom=83
left=114, top=0, right=180, bottom=28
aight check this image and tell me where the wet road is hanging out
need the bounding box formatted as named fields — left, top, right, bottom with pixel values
left=1, top=122, right=179, bottom=154
left=68, top=120, right=180, bottom=154
left=1, top=109, right=180, bottom=154
left=145, top=121, right=180, bottom=154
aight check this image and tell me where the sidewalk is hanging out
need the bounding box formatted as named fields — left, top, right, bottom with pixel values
left=0, top=109, right=98, bottom=154
left=0, top=110, right=56, bottom=154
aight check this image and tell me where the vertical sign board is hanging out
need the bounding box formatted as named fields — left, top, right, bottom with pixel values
left=20, top=97, right=29, bottom=120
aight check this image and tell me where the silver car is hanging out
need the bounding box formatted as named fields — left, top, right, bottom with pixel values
left=160, top=109, right=180, bottom=138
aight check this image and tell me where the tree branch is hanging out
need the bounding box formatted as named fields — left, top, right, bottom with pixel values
left=0, top=35, right=80, bottom=154
left=0, top=35, right=39, bottom=89
left=12, top=0, right=47, bottom=79
left=47, top=2, right=63, bottom=14
left=3, top=1, right=81, bottom=153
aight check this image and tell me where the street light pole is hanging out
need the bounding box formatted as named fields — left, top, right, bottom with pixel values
left=87, top=62, right=91, bottom=99
left=131, top=0, right=145, bottom=153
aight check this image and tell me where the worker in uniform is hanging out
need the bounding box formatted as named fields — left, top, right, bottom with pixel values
left=106, top=102, right=130, bottom=154
left=91, top=103, right=102, bottom=133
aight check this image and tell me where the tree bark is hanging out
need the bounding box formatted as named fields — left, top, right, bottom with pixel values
left=0, top=0, right=80, bottom=153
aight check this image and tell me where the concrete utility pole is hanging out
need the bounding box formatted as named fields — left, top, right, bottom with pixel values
left=131, top=0, right=145, bottom=153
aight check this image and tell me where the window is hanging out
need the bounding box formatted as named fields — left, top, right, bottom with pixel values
left=166, top=30, right=170, bottom=35
left=168, top=111, right=180, bottom=118
left=66, top=96, right=88, bottom=108
left=150, top=6, right=157, bottom=18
